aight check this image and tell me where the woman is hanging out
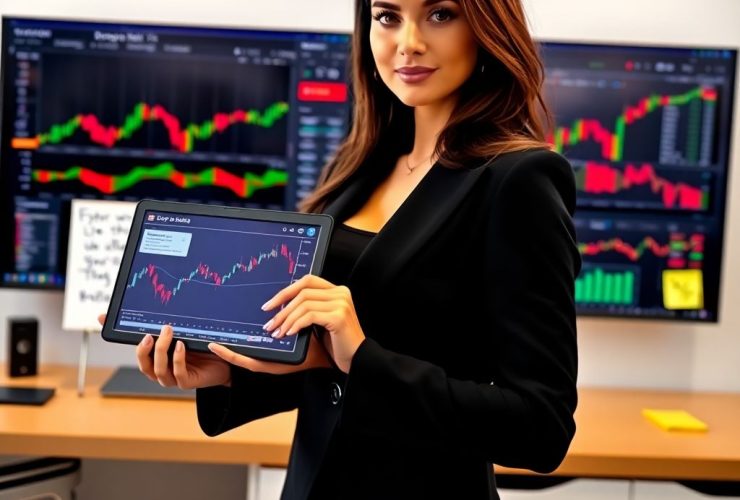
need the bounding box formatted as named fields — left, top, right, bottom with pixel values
left=132, top=0, right=581, bottom=498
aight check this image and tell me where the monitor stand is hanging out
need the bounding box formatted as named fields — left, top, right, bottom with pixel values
left=100, top=366, right=195, bottom=400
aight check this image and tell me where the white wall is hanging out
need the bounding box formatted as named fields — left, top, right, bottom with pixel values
left=0, top=0, right=738, bottom=393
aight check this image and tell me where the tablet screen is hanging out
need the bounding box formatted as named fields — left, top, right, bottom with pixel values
left=113, top=209, right=323, bottom=354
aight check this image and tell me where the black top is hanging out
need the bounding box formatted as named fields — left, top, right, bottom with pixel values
left=320, top=223, right=376, bottom=286
left=196, top=150, right=580, bottom=500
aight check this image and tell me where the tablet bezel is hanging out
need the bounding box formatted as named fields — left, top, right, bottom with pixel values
left=102, top=199, right=333, bottom=365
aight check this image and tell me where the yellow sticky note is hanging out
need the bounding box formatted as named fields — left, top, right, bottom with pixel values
left=662, top=269, right=704, bottom=309
left=642, top=409, right=708, bottom=432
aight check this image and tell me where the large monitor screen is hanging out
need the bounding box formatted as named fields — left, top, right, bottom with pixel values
left=0, top=16, right=351, bottom=289
left=541, top=42, right=737, bottom=322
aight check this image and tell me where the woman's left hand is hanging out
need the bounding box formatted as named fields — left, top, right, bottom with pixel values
left=262, top=274, right=365, bottom=374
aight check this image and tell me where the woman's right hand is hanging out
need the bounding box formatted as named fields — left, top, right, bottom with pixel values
left=98, top=314, right=230, bottom=389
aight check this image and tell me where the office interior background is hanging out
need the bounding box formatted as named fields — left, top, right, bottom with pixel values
left=0, top=0, right=738, bottom=498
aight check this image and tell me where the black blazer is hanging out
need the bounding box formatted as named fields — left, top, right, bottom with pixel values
left=197, top=149, right=581, bottom=500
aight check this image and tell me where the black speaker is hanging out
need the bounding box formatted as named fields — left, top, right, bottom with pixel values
left=7, top=317, right=38, bottom=377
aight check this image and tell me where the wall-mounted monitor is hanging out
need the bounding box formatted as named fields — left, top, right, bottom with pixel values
left=541, top=41, right=736, bottom=322
left=0, top=16, right=351, bottom=289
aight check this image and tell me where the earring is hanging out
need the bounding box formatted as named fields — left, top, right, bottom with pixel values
left=480, top=64, right=485, bottom=74
left=373, top=70, right=379, bottom=80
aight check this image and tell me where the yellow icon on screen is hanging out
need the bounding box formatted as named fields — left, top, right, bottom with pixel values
left=662, top=269, right=704, bottom=310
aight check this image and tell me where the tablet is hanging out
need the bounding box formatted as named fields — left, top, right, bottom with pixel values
left=102, top=200, right=333, bottom=364
left=0, top=386, right=55, bottom=405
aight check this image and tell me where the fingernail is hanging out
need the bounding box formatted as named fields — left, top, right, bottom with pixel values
left=164, top=324, right=172, bottom=335
left=261, top=300, right=271, bottom=311
left=176, top=340, right=184, bottom=352
left=143, top=335, right=152, bottom=346
left=271, top=328, right=281, bottom=338
left=207, top=343, right=218, bottom=352
left=263, top=319, right=274, bottom=331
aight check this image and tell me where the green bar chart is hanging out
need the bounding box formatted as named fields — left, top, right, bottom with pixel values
left=576, top=266, right=639, bottom=306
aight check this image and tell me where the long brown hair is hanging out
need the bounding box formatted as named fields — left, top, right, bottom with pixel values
left=299, top=0, right=551, bottom=213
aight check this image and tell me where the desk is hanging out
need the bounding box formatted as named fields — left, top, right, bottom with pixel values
left=1, top=365, right=740, bottom=481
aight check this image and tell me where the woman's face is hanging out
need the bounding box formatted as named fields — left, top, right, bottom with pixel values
left=369, top=0, right=479, bottom=109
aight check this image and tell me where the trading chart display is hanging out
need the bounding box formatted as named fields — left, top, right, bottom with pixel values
left=115, top=210, right=324, bottom=353
left=0, top=17, right=351, bottom=288
left=541, top=43, right=736, bottom=321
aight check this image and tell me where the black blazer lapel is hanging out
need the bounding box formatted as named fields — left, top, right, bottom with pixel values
left=348, top=164, right=487, bottom=289
left=292, top=164, right=485, bottom=496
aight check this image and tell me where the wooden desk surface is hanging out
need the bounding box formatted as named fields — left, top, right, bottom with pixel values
left=0, top=364, right=293, bottom=466
left=1, top=365, right=739, bottom=481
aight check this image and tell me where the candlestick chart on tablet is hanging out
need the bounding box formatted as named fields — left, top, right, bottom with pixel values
left=114, top=209, right=324, bottom=351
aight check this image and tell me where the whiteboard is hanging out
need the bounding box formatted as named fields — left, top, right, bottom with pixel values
left=62, top=199, right=137, bottom=331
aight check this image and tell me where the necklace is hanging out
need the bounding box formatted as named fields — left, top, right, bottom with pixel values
left=404, top=154, right=432, bottom=175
